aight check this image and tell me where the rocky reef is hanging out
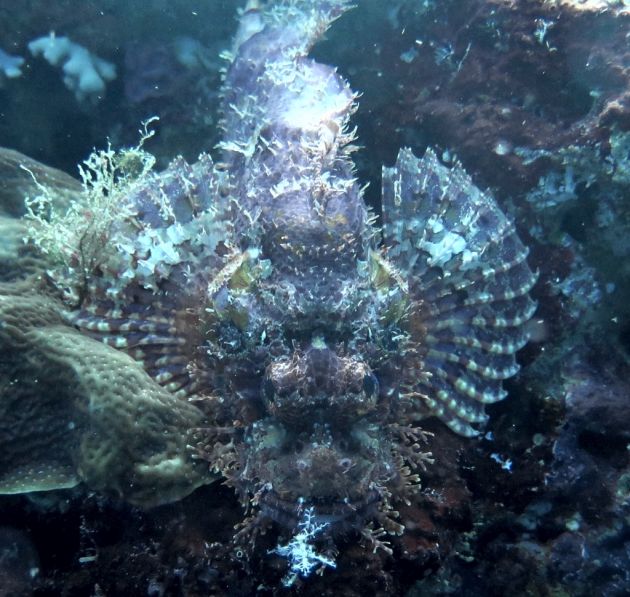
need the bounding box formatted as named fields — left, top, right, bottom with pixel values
left=0, top=0, right=629, bottom=595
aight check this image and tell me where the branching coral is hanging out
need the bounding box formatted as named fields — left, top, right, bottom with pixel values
left=28, top=34, right=116, bottom=102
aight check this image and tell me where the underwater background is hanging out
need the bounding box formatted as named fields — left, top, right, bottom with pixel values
left=0, top=0, right=630, bottom=595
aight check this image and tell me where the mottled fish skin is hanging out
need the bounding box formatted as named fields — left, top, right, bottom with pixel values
left=219, top=0, right=367, bottom=316
left=381, top=149, right=537, bottom=437
left=66, top=0, right=535, bottom=550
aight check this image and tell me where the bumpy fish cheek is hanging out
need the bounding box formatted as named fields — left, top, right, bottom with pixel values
left=236, top=417, right=389, bottom=530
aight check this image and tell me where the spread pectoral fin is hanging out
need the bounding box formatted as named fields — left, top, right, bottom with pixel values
left=382, top=148, right=536, bottom=436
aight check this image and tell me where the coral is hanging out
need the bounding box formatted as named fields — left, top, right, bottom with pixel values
left=1, top=152, right=211, bottom=505
left=0, top=148, right=83, bottom=282
left=28, top=33, right=116, bottom=102
left=0, top=288, right=209, bottom=506
left=609, top=129, right=630, bottom=185
left=0, top=48, right=23, bottom=82
left=518, top=129, right=630, bottom=335
left=548, top=0, right=630, bottom=14
left=326, top=0, right=630, bottom=211
left=547, top=358, right=630, bottom=510
left=0, top=147, right=81, bottom=218
left=0, top=217, right=46, bottom=282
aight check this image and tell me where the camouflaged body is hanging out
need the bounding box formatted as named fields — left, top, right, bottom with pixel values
left=29, top=0, right=535, bottom=537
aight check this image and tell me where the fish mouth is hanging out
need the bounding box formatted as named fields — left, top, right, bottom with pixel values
left=258, top=488, right=382, bottom=532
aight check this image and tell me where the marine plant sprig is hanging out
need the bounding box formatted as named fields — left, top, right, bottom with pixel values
left=23, top=117, right=159, bottom=299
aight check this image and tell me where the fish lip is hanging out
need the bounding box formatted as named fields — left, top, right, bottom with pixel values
left=258, top=487, right=382, bottom=532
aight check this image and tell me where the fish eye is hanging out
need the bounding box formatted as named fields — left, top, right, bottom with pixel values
left=338, top=458, right=353, bottom=471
